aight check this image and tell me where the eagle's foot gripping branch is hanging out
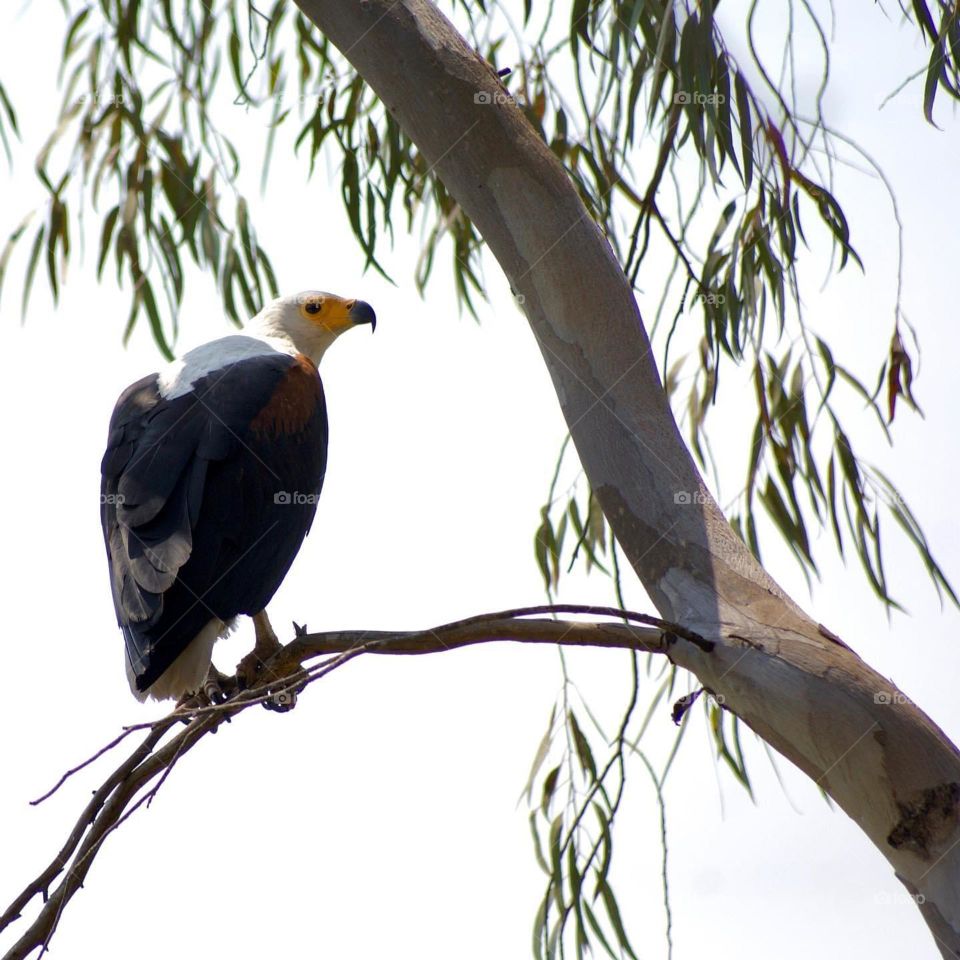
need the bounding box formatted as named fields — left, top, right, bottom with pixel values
left=202, top=665, right=238, bottom=704
left=236, top=610, right=284, bottom=689
left=234, top=610, right=307, bottom=712
left=171, top=666, right=238, bottom=723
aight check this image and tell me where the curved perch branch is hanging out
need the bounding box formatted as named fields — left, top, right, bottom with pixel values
left=0, top=606, right=700, bottom=960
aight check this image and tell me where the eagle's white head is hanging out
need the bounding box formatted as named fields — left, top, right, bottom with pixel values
left=248, top=290, right=376, bottom=363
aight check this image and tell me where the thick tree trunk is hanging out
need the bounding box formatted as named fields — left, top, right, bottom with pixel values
left=296, top=1, right=960, bottom=952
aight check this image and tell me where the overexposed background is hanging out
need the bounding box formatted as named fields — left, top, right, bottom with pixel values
left=0, top=3, right=957, bottom=958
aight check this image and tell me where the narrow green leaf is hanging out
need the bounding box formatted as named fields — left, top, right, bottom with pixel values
left=734, top=71, right=753, bottom=189
left=595, top=877, right=638, bottom=960
left=568, top=710, right=597, bottom=781
left=46, top=201, right=65, bottom=304
left=923, top=31, right=945, bottom=124
left=21, top=225, right=46, bottom=319
left=524, top=705, right=557, bottom=803
left=0, top=213, right=32, bottom=307
left=140, top=278, right=174, bottom=360
left=0, top=81, right=19, bottom=136
left=97, top=205, right=120, bottom=279
left=529, top=812, right=550, bottom=874
left=541, top=764, right=561, bottom=815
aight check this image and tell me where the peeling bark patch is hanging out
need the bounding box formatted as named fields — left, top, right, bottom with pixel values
left=594, top=484, right=696, bottom=615
left=887, top=782, right=960, bottom=858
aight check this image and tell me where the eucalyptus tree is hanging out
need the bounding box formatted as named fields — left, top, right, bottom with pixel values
left=1, top=1, right=958, bottom=957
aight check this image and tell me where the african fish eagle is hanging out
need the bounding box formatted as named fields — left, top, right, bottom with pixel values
left=100, top=291, right=376, bottom=702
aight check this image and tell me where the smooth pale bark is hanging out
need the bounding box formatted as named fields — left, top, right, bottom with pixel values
left=295, top=1, right=960, bottom=952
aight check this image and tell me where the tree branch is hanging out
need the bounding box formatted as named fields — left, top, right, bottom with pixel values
left=0, top=609, right=691, bottom=960
left=275, top=603, right=713, bottom=667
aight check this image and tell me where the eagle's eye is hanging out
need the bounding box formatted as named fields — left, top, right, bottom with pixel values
left=304, top=300, right=323, bottom=315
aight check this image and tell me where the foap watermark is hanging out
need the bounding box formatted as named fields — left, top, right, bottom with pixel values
left=681, top=289, right=725, bottom=310
left=673, top=91, right=725, bottom=106
left=295, top=92, right=330, bottom=108
left=99, top=493, right=126, bottom=505
left=678, top=690, right=725, bottom=708
left=873, top=890, right=925, bottom=906
left=674, top=490, right=708, bottom=505
left=267, top=689, right=297, bottom=711
left=235, top=80, right=337, bottom=111
left=874, top=691, right=913, bottom=706
left=77, top=92, right=125, bottom=107
left=474, top=90, right=526, bottom=107
left=292, top=85, right=340, bottom=109
left=274, top=491, right=320, bottom=505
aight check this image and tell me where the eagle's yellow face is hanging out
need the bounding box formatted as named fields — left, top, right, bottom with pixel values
left=297, top=293, right=376, bottom=334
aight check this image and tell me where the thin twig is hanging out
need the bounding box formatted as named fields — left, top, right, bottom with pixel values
left=30, top=727, right=142, bottom=806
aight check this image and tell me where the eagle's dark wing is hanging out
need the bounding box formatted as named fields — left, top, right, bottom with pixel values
left=101, top=352, right=327, bottom=692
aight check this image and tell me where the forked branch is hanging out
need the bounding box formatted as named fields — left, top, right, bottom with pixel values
left=0, top=606, right=706, bottom=960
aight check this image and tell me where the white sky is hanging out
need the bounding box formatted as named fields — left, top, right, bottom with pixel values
left=0, top=3, right=958, bottom=959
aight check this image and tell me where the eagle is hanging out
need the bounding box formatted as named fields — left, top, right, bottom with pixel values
left=100, top=291, right=375, bottom=702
